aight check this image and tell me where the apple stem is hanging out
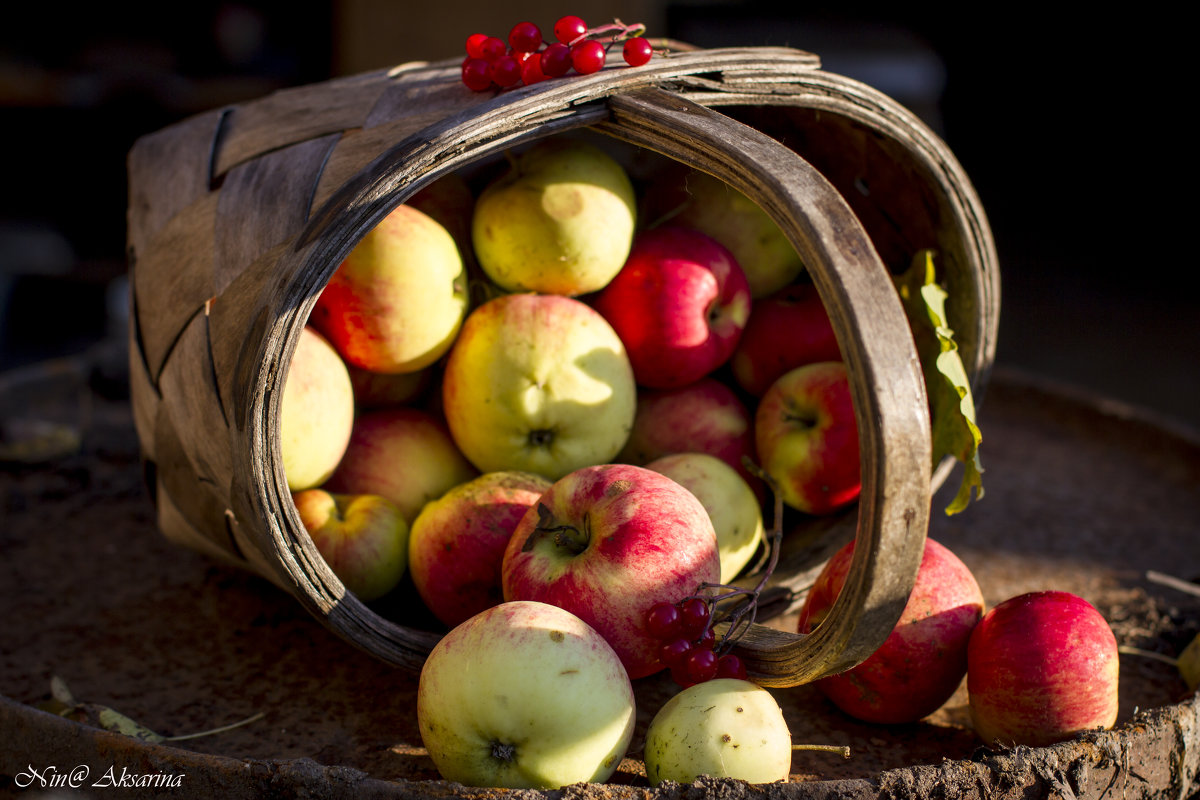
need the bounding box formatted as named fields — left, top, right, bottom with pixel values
left=525, top=503, right=591, bottom=556
left=792, top=743, right=851, bottom=759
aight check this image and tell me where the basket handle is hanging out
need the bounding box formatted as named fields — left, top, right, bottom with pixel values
left=599, top=88, right=932, bottom=687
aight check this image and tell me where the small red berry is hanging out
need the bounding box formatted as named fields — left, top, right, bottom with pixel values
left=694, top=626, right=716, bottom=651
left=489, top=54, right=522, bottom=88
left=554, top=15, right=588, bottom=44
left=461, top=57, right=493, bottom=91
left=508, top=21, right=543, bottom=53
left=480, top=36, right=507, bottom=61
left=540, top=42, right=572, bottom=77
left=660, top=637, right=693, bottom=668
left=681, top=647, right=719, bottom=685
left=623, top=36, right=653, bottom=67
left=520, top=54, right=547, bottom=85
left=645, top=602, right=683, bottom=640
left=716, top=653, right=748, bottom=680
left=570, top=39, right=606, bottom=74
left=465, top=32, right=490, bottom=59
left=678, top=597, right=711, bottom=637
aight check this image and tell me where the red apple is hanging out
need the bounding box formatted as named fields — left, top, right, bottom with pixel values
left=968, top=591, right=1120, bottom=747
left=324, top=407, right=478, bottom=524
left=346, top=362, right=432, bottom=410
left=755, top=361, right=860, bottom=515
left=408, top=470, right=551, bottom=628
left=501, top=463, right=721, bottom=679
left=730, top=282, right=841, bottom=397
left=798, top=537, right=985, bottom=724
left=292, top=488, right=409, bottom=602
left=591, top=226, right=752, bottom=389
left=617, top=377, right=758, bottom=492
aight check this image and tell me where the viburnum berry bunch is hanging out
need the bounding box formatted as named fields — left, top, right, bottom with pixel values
left=646, top=466, right=788, bottom=688
left=461, top=16, right=657, bottom=92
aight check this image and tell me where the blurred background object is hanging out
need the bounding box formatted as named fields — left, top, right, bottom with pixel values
left=2, top=2, right=1192, bottom=428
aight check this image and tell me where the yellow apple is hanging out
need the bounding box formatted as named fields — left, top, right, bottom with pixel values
left=471, top=138, right=636, bottom=296
left=292, top=488, right=408, bottom=602
left=441, top=293, right=636, bottom=480
left=312, top=203, right=467, bottom=374
left=645, top=452, right=765, bottom=583
left=279, top=326, right=355, bottom=491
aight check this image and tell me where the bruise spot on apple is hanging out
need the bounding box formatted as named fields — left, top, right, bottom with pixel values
left=549, top=630, right=565, bottom=643
left=560, top=668, right=579, bottom=675
left=605, top=479, right=633, bottom=497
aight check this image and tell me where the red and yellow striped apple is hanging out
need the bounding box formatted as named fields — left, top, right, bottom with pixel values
left=501, top=463, right=721, bottom=679
left=408, top=470, right=551, bottom=627
left=292, top=488, right=408, bottom=602
left=968, top=591, right=1119, bottom=747
left=798, top=536, right=984, bottom=723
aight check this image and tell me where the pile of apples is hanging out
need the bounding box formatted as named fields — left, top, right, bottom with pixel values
left=279, top=133, right=1121, bottom=789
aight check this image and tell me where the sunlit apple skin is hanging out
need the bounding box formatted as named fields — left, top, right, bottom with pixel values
left=417, top=600, right=636, bottom=789
left=472, top=138, right=636, bottom=296
left=324, top=407, right=478, bottom=524
left=408, top=471, right=552, bottom=628
left=968, top=591, right=1119, bottom=747
left=616, top=377, right=758, bottom=493
left=591, top=226, right=752, bottom=389
left=313, top=203, right=467, bottom=374
left=501, top=464, right=721, bottom=679
left=731, top=282, right=841, bottom=397
left=642, top=167, right=804, bottom=298
left=645, top=453, right=764, bottom=584
left=441, top=293, right=636, bottom=481
left=798, top=537, right=984, bottom=724
left=292, top=488, right=408, bottom=602
left=643, top=678, right=792, bottom=786
left=280, top=326, right=355, bottom=491
left=756, top=362, right=860, bottom=515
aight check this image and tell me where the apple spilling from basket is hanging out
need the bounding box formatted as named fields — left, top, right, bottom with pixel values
left=279, top=130, right=1122, bottom=788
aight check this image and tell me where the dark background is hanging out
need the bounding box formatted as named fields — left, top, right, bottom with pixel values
left=2, top=3, right=1193, bottom=428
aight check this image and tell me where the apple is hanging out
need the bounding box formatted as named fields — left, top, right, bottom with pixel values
left=279, top=326, right=355, bottom=491
left=755, top=361, right=860, bottom=515
left=731, top=282, right=841, bottom=397
left=643, top=678, right=792, bottom=786
left=797, top=537, right=984, bottom=724
left=408, top=470, right=552, bottom=628
left=471, top=138, right=637, bottom=296
left=292, top=488, right=408, bottom=602
left=324, top=407, right=477, bottom=524
left=645, top=452, right=764, bottom=583
left=312, top=202, right=467, bottom=374
left=616, top=377, right=758, bottom=491
left=407, top=171, right=475, bottom=261
left=417, top=600, right=636, bottom=789
left=642, top=166, right=804, bottom=298
left=441, top=293, right=636, bottom=481
left=591, top=226, right=752, bottom=389
left=968, top=591, right=1120, bottom=747
left=345, top=362, right=431, bottom=410
left=501, top=463, right=721, bottom=679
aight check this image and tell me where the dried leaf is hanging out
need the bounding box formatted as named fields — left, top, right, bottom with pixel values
left=97, top=707, right=166, bottom=743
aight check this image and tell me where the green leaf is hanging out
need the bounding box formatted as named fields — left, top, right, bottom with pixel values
left=97, top=707, right=166, bottom=743
left=896, top=250, right=984, bottom=515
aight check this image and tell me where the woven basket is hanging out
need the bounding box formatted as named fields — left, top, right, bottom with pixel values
left=126, top=45, right=999, bottom=687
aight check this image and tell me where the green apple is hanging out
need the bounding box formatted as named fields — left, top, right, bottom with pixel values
left=645, top=452, right=765, bottom=583
left=472, top=138, right=637, bottom=296
left=441, top=293, right=636, bottom=480
left=313, top=203, right=467, bottom=374
left=643, top=678, right=792, bottom=785
left=417, top=600, right=636, bottom=789
left=646, top=167, right=804, bottom=298
left=280, top=326, right=355, bottom=491
left=292, top=488, right=408, bottom=602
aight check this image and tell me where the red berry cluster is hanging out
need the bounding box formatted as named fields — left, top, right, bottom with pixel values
left=461, top=16, right=655, bottom=92
left=645, top=597, right=748, bottom=687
